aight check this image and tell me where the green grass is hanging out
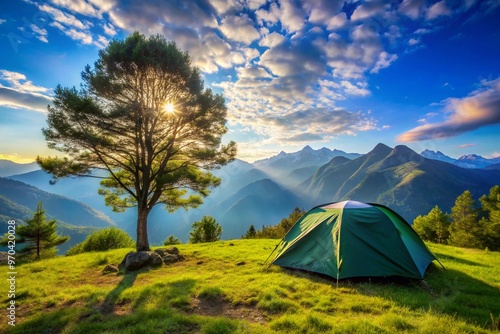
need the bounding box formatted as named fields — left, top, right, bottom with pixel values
left=1, top=240, right=499, bottom=333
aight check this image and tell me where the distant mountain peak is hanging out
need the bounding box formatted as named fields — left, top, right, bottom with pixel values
left=302, top=145, right=313, bottom=151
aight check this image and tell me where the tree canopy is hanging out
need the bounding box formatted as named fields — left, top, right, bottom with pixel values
left=189, top=216, right=222, bottom=243
left=37, top=32, right=236, bottom=251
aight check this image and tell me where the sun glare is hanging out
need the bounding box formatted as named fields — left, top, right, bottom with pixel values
left=164, top=102, right=174, bottom=114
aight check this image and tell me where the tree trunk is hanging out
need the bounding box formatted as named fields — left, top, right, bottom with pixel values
left=136, top=208, right=150, bottom=251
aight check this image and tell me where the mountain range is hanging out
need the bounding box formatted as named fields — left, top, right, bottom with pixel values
left=420, top=149, right=500, bottom=169
left=1, top=144, right=500, bottom=249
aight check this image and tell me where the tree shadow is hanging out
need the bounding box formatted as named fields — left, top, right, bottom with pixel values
left=99, top=270, right=139, bottom=315
left=130, top=278, right=197, bottom=312
left=433, top=252, right=490, bottom=267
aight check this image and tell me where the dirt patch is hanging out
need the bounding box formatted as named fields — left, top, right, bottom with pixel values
left=190, top=297, right=266, bottom=324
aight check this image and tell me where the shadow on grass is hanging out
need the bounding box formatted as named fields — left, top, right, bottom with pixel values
left=9, top=277, right=200, bottom=334
left=355, top=266, right=500, bottom=330
left=99, top=270, right=139, bottom=315
left=279, top=264, right=500, bottom=330
left=433, top=252, right=490, bottom=267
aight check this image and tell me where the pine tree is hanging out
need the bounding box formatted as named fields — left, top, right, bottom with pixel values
left=449, top=190, right=482, bottom=248
left=14, top=202, right=68, bottom=259
left=37, top=32, right=236, bottom=251
left=479, top=185, right=500, bottom=250
left=244, top=225, right=256, bottom=239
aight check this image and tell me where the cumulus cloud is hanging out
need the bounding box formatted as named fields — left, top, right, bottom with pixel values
left=263, top=107, right=377, bottom=141
left=49, top=0, right=102, bottom=18
left=220, top=14, right=260, bottom=44
left=426, top=1, right=452, bottom=20
left=278, top=0, right=306, bottom=33
left=398, top=78, right=500, bottom=142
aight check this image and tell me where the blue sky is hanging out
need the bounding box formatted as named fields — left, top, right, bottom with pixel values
left=0, top=0, right=499, bottom=163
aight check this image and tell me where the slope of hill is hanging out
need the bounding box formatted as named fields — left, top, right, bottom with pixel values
left=0, top=159, right=39, bottom=177
left=1, top=240, right=498, bottom=333
left=0, top=177, right=114, bottom=228
left=213, top=179, right=305, bottom=238
left=304, top=144, right=500, bottom=221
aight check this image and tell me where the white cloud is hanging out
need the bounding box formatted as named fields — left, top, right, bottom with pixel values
left=370, top=52, right=398, bottom=74
left=326, top=12, right=347, bottom=31
left=0, top=70, right=52, bottom=112
left=255, top=2, right=280, bottom=26
left=351, top=1, right=386, bottom=21
left=102, top=22, right=117, bottom=36
left=398, top=0, right=426, bottom=19
left=0, top=70, right=51, bottom=93
left=50, top=21, right=93, bottom=44
left=219, top=14, right=260, bottom=44
left=0, top=19, right=7, bottom=24
left=278, top=0, right=306, bottom=33
left=398, top=78, right=500, bottom=142
left=259, top=31, right=286, bottom=48
left=38, top=3, right=91, bottom=30
left=426, top=1, right=452, bottom=20
left=49, top=0, right=102, bottom=18
left=341, top=80, right=370, bottom=96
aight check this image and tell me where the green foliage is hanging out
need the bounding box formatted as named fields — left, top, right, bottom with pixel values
left=246, top=207, right=305, bottom=239
left=244, top=225, right=256, bottom=238
left=479, top=185, right=500, bottom=251
left=0, top=202, right=68, bottom=259
left=66, top=227, right=134, bottom=255
left=163, top=235, right=182, bottom=246
left=1, top=240, right=500, bottom=334
left=413, top=205, right=450, bottom=244
left=37, top=31, right=236, bottom=251
left=448, top=190, right=484, bottom=248
left=189, top=216, right=222, bottom=243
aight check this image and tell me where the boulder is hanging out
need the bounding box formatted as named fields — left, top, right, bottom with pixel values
left=166, top=247, right=180, bottom=255
left=118, top=251, right=163, bottom=271
left=149, top=252, right=163, bottom=266
left=102, top=264, right=119, bottom=274
left=162, top=254, right=180, bottom=264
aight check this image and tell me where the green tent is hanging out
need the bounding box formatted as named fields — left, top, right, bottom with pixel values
left=271, top=200, right=440, bottom=280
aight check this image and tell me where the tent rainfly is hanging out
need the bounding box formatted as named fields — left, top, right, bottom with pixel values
left=271, top=200, right=441, bottom=280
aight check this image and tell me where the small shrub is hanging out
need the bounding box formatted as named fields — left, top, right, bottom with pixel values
left=163, top=235, right=182, bottom=245
left=67, top=227, right=135, bottom=255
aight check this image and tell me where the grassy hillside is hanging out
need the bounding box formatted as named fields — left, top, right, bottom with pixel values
left=1, top=240, right=499, bottom=333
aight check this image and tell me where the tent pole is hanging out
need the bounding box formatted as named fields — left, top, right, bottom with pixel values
left=261, top=241, right=282, bottom=270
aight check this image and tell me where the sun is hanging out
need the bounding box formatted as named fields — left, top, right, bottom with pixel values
left=164, top=102, right=174, bottom=114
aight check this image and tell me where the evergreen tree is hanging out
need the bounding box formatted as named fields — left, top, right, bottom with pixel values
left=479, top=185, right=500, bottom=250
left=244, top=225, right=256, bottom=239
left=37, top=32, right=236, bottom=251
left=163, top=235, right=182, bottom=245
left=412, top=205, right=450, bottom=244
left=189, top=216, right=222, bottom=243
left=449, top=190, right=483, bottom=248
left=7, top=202, right=68, bottom=259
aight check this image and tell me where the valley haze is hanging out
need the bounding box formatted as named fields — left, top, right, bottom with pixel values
left=2, top=143, right=499, bottom=252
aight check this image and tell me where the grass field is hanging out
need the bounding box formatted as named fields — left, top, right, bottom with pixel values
left=1, top=239, right=499, bottom=333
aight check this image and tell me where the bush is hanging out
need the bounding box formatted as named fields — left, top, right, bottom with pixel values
left=189, top=216, right=222, bottom=243
left=163, top=235, right=182, bottom=245
left=67, top=227, right=135, bottom=255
